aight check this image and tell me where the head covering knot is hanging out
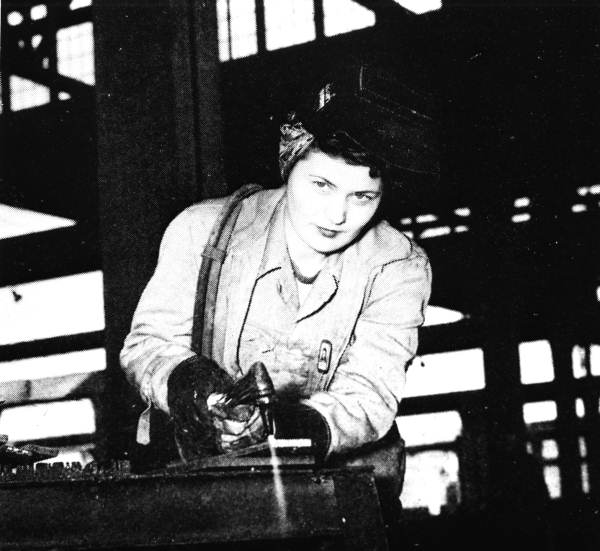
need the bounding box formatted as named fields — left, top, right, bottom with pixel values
left=278, top=112, right=315, bottom=181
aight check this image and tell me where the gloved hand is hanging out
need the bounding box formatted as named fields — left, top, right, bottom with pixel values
left=167, top=356, right=234, bottom=461
left=208, top=394, right=267, bottom=454
left=272, top=401, right=331, bottom=463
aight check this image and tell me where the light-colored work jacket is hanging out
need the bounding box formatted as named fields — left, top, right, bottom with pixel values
left=120, top=187, right=431, bottom=457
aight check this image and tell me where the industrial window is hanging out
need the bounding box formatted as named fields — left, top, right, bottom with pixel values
left=519, top=340, right=554, bottom=384
left=7, top=11, right=24, bottom=25
left=10, top=76, right=50, bottom=111
left=543, top=465, right=561, bottom=499
left=217, top=0, right=380, bottom=62
left=523, top=400, right=558, bottom=424
left=404, top=348, right=486, bottom=398
left=0, top=349, right=106, bottom=384
left=397, top=411, right=462, bottom=446
left=264, top=0, right=316, bottom=51
left=70, top=0, right=92, bottom=9
left=398, top=411, right=462, bottom=515
left=217, top=0, right=258, bottom=61
left=1, top=272, right=105, bottom=346
left=31, top=4, right=48, bottom=20
left=575, top=398, right=585, bottom=418
left=322, top=0, right=375, bottom=37
left=57, top=22, right=95, bottom=86
left=399, top=207, right=471, bottom=239
left=571, top=344, right=600, bottom=378
left=403, top=450, right=460, bottom=515
left=541, top=438, right=559, bottom=460
left=0, top=399, right=96, bottom=442
left=581, top=462, right=590, bottom=494
left=4, top=3, right=94, bottom=111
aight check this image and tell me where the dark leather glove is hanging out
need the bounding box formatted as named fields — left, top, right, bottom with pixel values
left=167, top=356, right=234, bottom=462
left=272, top=401, right=331, bottom=463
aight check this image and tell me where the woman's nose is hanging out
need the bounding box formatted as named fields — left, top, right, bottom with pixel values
left=327, top=198, right=347, bottom=225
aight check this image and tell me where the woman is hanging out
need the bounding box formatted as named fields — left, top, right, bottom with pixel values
left=120, top=64, right=435, bottom=511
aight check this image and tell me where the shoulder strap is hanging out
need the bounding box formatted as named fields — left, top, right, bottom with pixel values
left=191, top=184, right=263, bottom=358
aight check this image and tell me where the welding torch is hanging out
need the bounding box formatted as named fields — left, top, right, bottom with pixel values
left=221, top=361, right=275, bottom=436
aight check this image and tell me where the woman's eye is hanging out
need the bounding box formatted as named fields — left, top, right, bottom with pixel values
left=353, top=193, right=376, bottom=203
left=313, top=180, right=330, bottom=191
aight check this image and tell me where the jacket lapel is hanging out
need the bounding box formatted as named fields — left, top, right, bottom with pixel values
left=221, top=189, right=285, bottom=374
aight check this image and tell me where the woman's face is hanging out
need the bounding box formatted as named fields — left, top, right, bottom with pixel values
left=285, top=149, right=383, bottom=255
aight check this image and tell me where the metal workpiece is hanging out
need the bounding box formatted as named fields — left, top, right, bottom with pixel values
left=0, top=441, right=58, bottom=467
left=0, top=463, right=388, bottom=550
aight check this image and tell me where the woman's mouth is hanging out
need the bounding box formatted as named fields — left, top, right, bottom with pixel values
left=316, top=226, right=339, bottom=238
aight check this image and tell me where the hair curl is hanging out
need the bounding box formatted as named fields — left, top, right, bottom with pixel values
left=303, top=132, right=387, bottom=181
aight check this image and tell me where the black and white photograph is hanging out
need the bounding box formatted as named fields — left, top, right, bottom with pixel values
left=1, top=1, right=599, bottom=549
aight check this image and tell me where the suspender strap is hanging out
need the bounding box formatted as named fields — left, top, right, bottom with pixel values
left=191, top=184, right=263, bottom=358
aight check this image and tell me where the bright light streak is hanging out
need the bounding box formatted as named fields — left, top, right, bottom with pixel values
left=0, top=204, right=75, bottom=239
left=423, top=305, right=465, bottom=326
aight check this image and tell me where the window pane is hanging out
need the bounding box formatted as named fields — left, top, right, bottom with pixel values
left=519, top=340, right=554, bottom=384
left=543, top=465, right=561, bottom=499
left=7, top=11, right=24, bottom=25
left=581, top=463, right=590, bottom=494
left=70, top=0, right=92, bottom=9
left=397, top=411, right=462, bottom=447
left=0, top=349, right=105, bottom=382
left=579, top=436, right=587, bottom=458
left=10, top=76, right=50, bottom=111
left=591, top=345, right=600, bottom=376
left=402, top=450, right=460, bottom=515
left=323, top=0, right=375, bottom=37
left=0, top=399, right=96, bottom=441
left=217, top=0, right=258, bottom=61
left=31, top=5, right=48, bottom=20
left=264, top=0, right=315, bottom=51
left=0, top=272, right=105, bottom=345
left=57, top=22, right=95, bottom=85
left=541, top=439, right=559, bottom=460
left=523, top=401, right=557, bottom=425
left=576, top=398, right=585, bottom=418
left=572, top=345, right=587, bottom=379
left=405, top=349, right=485, bottom=397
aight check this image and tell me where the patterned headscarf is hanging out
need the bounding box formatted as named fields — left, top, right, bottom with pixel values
left=278, top=112, right=315, bottom=182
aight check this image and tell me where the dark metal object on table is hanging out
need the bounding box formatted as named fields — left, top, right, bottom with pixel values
left=0, top=460, right=389, bottom=550
left=0, top=439, right=58, bottom=466
left=166, top=437, right=314, bottom=472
